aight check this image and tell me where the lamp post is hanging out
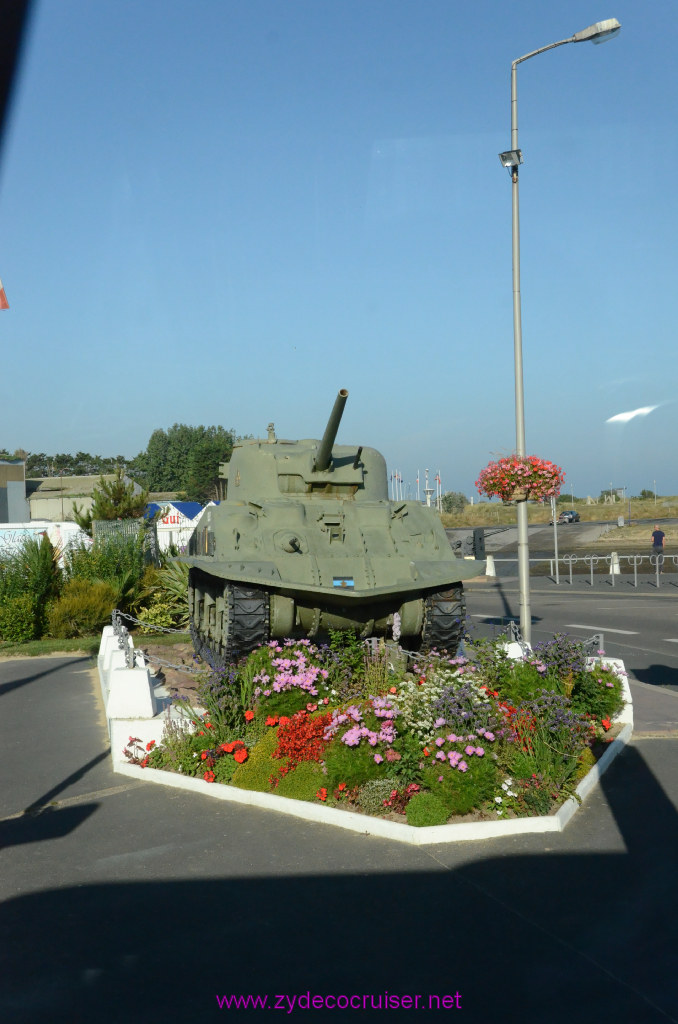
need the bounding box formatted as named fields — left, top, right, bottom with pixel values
left=499, top=18, right=620, bottom=645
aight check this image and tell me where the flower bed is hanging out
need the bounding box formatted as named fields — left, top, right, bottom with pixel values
left=118, top=632, right=632, bottom=842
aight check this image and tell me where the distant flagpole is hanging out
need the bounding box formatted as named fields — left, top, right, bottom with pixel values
left=0, top=279, right=9, bottom=310
left=416, top=469, right=420, bottom=503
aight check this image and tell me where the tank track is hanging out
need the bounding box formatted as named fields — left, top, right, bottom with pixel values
left=421, top=585, right=466, bottom=655
left=191, top=581, right=270, bottom=673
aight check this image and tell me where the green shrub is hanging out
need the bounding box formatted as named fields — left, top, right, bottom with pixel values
left=47, top=580, right=118, bottom=638
left=323, top=735, right=387, bottom=789
left=231, top=729, right=279, bottom=792
left=422, top=756, right=498, bottom=816
left=495, top=661, right=553, bottom=704
left=213, top=756, right=239, bottom=785
left=0, top=594, right=39, bottom=643
left=571, top=745, right=597, bottom=785
left=136, top=596, right=178, bottom=633
left=63, top=534, right=148, bottom=613
left=276, top=761, right=325, bottom=801
left=571, top=667, right=625, bottom=720
left=406, top=791, right=451, bottom=827
left=356, top=778, right=400, bottom=816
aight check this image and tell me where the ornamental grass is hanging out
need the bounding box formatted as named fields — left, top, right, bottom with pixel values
left=125, top=633, right=627, bottom=826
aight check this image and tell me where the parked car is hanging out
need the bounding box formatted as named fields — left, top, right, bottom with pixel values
left=550, top=510, right=581, bottom=524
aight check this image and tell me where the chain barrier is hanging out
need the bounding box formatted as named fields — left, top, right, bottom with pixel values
left=110, top=609, right=610, bottom=684
left=111, top=609, right=201, bottom=677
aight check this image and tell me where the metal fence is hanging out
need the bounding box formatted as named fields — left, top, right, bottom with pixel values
left=93, top=518, right=159, bottom=564
left=490, top=552, right=677, bottom=588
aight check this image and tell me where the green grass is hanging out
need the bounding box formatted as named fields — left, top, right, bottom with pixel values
left=0, top=630, right=191, bottom=659
left=0, top=636, right=102, bottom=658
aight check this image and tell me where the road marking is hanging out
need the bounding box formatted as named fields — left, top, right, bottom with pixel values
left=564, top=624, right=639, bottom=635
left=470, top=613, right=518, bottom=620
left=663, top=639, right=678, bottom=643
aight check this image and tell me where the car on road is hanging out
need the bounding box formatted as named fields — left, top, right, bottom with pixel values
left=550, top=510, right=581, bottom=525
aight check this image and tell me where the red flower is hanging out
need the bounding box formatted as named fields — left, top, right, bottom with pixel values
left=316, top=787, right=328, bottom=802
left=233, top=747, right=248, bottom=763
left=244, top=709, right=255, bottom=721
left=140, top=757, right=149, bottom=768
left=389, top=686, right=397, bottom=694
left=204, top=770, right=216, bottom=783
left=205, top=722, right=213, bottom=729
left=200, top=751, right=208, bottom=760
left=423, top=748, right=430, bottom=757
left=278, top=716, right=290, bottom=726
left=145, top=740, right=156, bottom=751
left=601, top=717, right=612, bottom=731
left=198, top=731, right=205, bottom=736
left=337, top=783, right=347, bottom=791
left=266, top=715, right=279, bottom=726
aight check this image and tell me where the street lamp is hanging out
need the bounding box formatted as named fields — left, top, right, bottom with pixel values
left=500, top=17, right=620, bottom=645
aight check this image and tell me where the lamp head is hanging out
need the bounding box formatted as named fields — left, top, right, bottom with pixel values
left=572, top=18, right=621, bottom=44
left=499, top=150, right=523, bottom=169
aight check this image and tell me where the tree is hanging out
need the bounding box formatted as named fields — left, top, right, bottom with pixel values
left=139, top=423, right=235, bottom=496
left=637, top=489, right=655, bottom=500
left=441, top=490, right=468, bottom=514
left=72, top=468, right=149, bottom=536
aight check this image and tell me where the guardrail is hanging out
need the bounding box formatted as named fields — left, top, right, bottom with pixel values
left=490, top=553, right=676, bottom=587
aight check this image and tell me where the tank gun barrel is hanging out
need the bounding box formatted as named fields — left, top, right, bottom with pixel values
left=314, top=389, right=349, bottom=472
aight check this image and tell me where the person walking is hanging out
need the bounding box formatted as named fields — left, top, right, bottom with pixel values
left=651, top=524, right=666, bottom=573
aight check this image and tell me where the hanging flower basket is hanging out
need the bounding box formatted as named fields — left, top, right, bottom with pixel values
left=475, top=456, right=564, bottom=504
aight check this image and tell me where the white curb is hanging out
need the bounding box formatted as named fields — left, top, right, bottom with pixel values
left=109, top=658, right=633, bottom=847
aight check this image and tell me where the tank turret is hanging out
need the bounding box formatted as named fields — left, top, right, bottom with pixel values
left=181, top=390, right=484, bottom=667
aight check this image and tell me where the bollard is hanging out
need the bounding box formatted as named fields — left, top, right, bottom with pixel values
left=485, top=554, right=496, bottom=577
left=610, top=552, right=621, bottom=575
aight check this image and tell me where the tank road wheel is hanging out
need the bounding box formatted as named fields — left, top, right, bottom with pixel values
left=189, top=571, right=269, bottom=671
left=420, top=585, right=466, bottom=655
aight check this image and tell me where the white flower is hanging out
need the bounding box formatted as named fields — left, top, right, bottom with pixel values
left=495, top=796, right=503, bottom=804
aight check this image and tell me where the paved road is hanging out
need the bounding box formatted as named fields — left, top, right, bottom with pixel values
left=465, top=576, right=678, bottom=696
left=1, top=652, right=677, bottom=1023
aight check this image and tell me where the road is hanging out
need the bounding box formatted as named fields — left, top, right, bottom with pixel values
left=448, top=518, right=678, bottom=555
left=465, top=577, right=678, bottom=693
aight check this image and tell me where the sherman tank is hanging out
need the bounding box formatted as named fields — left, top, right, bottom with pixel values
left=181, top=389, right=485, bottom=668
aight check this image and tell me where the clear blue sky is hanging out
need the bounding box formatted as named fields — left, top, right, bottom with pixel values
left=1, top=0, right=675, bottom=500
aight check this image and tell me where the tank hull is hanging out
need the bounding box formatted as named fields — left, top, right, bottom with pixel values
left=179, top=394, right=484, bottom=665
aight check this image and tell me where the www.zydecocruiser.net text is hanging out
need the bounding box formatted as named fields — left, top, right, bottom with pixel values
left=215, top=992, right=463, bottom=1012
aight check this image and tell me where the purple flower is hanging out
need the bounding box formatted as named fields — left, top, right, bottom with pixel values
left=475, top=747, right=485, bottom=757
left=465, top=745, right=475, bottom=756
left=374, top=753, right=384, bottom=764
left=457, top=761, right=468, bottom=773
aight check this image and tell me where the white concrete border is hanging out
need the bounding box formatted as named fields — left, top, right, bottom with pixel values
left=107, top=652, right=633, bottom=846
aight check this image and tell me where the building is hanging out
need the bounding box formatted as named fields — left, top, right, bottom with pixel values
left=145, top=501, right=209, bottom=552
left=0, top=459, right=30, bottom=523
left=25, top=474, right=143, bottom=523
